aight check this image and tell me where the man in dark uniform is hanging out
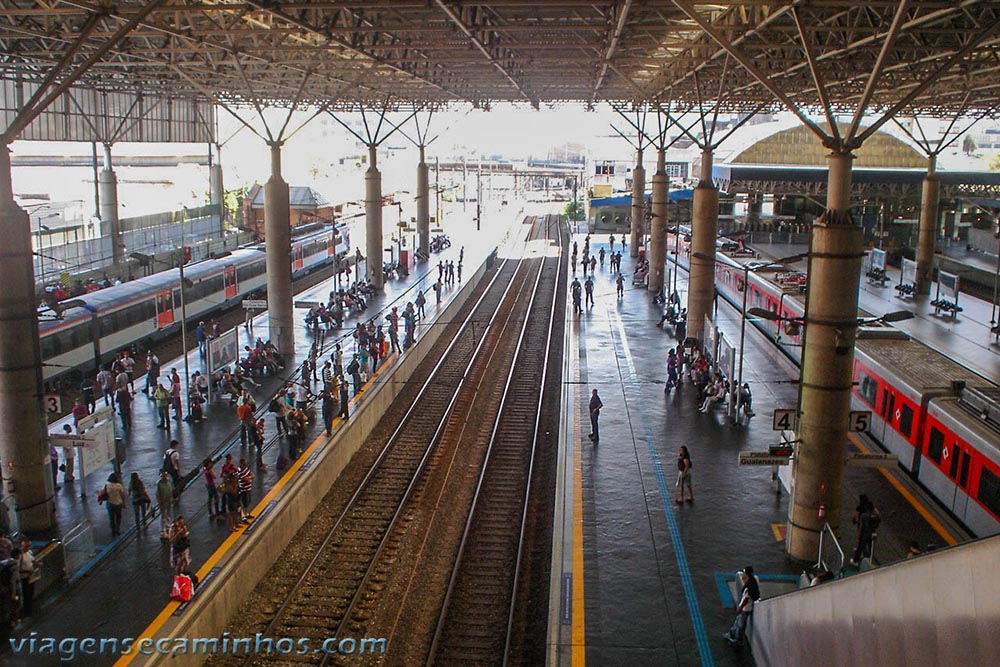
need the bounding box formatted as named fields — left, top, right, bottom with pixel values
left=588, top=388, right=603, bottom=442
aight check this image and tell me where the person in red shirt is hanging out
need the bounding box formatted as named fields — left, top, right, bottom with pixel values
left=71, top=398, right=89, bottom=428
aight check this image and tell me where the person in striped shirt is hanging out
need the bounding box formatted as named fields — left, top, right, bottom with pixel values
left=237, top=458, right=254, bottom=524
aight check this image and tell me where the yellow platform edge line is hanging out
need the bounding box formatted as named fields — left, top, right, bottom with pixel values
left=114, top=355, right=397, bottom=666
left=571, top=383, right=586, bottom=667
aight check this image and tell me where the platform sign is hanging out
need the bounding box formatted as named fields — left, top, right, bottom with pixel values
left=242, top=299, right=267, bottom=309
left=773, top=409, right=798, bottom=431
left=294, top=300, right=322, bottom=309
left=937, top=271, right=960, bottom=302
left=846, top=452, right=898, bottom=468
left=76, top=405, right=113, bottom=433
left=739, top=451, right=791, bottom=466
left=207, top=326, right=238, bottom=376
left=43, top=394, right=61, bottom=414
left=76, top=419, right=115, bottom=474
left=869, top=248, right=886, bottom=273
left=849, top=411, right=872, bottom=432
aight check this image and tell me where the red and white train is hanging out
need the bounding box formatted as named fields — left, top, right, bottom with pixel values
left=709, top=250, right=1000, bottom=538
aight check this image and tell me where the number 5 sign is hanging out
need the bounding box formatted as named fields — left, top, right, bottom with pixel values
left=849, top=411, right=872, bottom=432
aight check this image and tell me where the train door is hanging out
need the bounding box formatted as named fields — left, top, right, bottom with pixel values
left=327, top=235, right=335, bottom=257
left=293, top=245, right=305, bottom=270
left=156, top=290, right=175, bottom=327
left=947, top=441, right=972, bottom=519
left=224, top=266, right=238, bottom=299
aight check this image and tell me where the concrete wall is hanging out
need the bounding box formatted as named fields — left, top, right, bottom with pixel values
left=751, top=536, right=1000, bottom=667
left=130, top=249, right=499, bottom=667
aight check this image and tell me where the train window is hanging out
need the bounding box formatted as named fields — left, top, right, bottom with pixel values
left=977, top=468, right=1000, bottom=520
left=927, top=427, right=944, bottom=464
left=949, top=444, right=960, bottom=479
left=899, top=404, right=914, bottom=438
left=41, top=335, right=59, bottom=358
left=858, top=372, right=878, bottom=406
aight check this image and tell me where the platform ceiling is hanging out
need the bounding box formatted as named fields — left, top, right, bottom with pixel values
left=1, top=1, right=1000, bottom=116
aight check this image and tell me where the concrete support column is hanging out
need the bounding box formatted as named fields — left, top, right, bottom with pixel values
left=417, top=146, right=429, bottom=258
left=648, top=147, right=668, bottom=294
left=916, top=156, right=940, bottom=295
left=209, top=146, right=225, bottom=235
left=687, top=149, right=718, bottom=341
left=787, top=151, right=862, bottom=562
left=98, top=144, right=123, bottom=264
left=629, top=150, right=645, bottom=257
left=0, top=146, right=55, bottom=531
left=366, top=145, right=384, bottom=289
left=264, top=143, right=294, bottom=356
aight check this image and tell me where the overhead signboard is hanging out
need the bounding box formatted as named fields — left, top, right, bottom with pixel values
left=43, top=394, right=61, bottom=414
left=294, top=300, right=322, bottom=309
left=739, top=451, right=791, bottom=466
left=773, top=409, right=798, bottom=431
left=242, top=299, right=267, bottom=309
left=846, top=453, right=898, bottom=468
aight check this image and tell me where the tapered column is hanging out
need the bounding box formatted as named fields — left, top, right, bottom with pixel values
left=417, top=146, right=430, bottom=258
left=916, top=155, right=939, bottom=295
left=210, top=145, right=225, bottom=235
left=630, top=149, right=645, bottom=257
left=648, top=147, right=668, bottom=294
left=98, top=144, right=123, bottom=264
left=687, top=149, right=718, bottom=341
left=264, top=143, right=294, bottom=356
left=787, top=151, right=862, bottom=562
left=0, top=146, right=55, bottom=530
left=365, top=145, right=384, bottom=289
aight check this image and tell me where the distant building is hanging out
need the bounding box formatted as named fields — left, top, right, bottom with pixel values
left=241, top=185, right=338, bottom=236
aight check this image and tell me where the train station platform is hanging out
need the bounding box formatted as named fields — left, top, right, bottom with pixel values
left=8, top=207, right=524, bottom=665
left=547, top=232, right=967, bottom=667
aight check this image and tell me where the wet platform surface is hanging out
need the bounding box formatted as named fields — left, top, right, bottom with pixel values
left=550, top=232, right=967, bottom=667
left=10, top=207, right=522, bottom=666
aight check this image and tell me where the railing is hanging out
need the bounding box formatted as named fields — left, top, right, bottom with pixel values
left=815, top=521, right=845, bottom=577
left=61, top=520, right=96, bottom=581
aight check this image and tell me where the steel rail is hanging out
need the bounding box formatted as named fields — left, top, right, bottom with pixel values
left=237, top=254, right=523, bottom=667
left=426, top=214, right=562, bottom=667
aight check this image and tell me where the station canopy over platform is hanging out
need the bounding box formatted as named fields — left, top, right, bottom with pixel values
left=1, top=0, right=1000, bottom=136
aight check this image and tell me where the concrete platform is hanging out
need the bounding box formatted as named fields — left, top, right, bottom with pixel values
left=548, top=233, right=967, bottom=667
left=8, top=205, right=524, bottom=666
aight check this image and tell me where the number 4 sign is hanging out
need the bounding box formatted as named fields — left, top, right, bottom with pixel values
left=772, top=409, right=798, bottom=431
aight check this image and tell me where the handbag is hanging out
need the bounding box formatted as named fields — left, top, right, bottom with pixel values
left=97, top=487, right=108, bottom=504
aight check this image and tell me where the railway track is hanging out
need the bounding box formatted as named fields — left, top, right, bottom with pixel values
left=427, top=224, right=563, bottom=666
left=207, top=215, right=564, bottom=667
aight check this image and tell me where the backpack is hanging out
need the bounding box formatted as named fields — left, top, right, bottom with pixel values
left=862, top=511, right=881, bottom=533
left=162, top=449, right=178, bottom=475
left=170, top=574, right=193, bottom=602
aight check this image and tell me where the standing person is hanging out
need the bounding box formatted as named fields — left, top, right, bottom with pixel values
left=116, top=383, right=132, bottom=430
left=16, top=538, right=40, bottom=617
left=60, top=424, right=76, bottom=484
left=99, top=473, right=126, bottom=538
left=571, top=277, right=582, bottom=315
left=347, top=355, right=362, bottom=395
left=153, top=383, right=171, bottom=429
left=599, top=247, right=606, bottom=268
left=665, top=349, right=679, bottom=393
left=457, top=262, right=463, bottom=283
left=144, top=350, right=160, bottom=396
left=237, top=458, right=254, bottom=524
left=203, top=459, right=221, bottom=519
left=333, top=343, right=344, bottom=375
left=162, top=440, right=182, bottom=488
left=588, top=389, right=603, bottom=442
left=168, top=516, right=191, bottom=574
left=71, top=398, right=89, bottom=429
left=849, top=494, right=881, bottom=567
left=80, top=374, right=96, bottom=414
left=723, top=567, right=761, bottom=646
left=96, top=365, right=114, bottom=408
left=155, top=471, right=174, bottom=539
left=609, top=233, right=615, bottom=252
left=236, top=392, right=255, bottom=446
left=584, top=276, right=594, bottom=308
left=196, top=321, right=207, bottom=356
left=48, top=443, right=60, bottom=491
left=590, top=255, right=597, bottom=273
left=322, top=389, right=336, bottom=437
left=169, top=369, right=183, bottom=421
left=121, top=351, right=136, bottom=393
left=223, top=470, right=241, bottom=532
left=676, top=446, right=694, bottom=503
left=339, top=375, right=350, bottom=420
left=616, top=273, right=625, bottom=298
left=433, top=279, right=442, bottom=304
left=321, top=360, right=334, bottom=392
left=415, top=290, right=426, bottom=319
left=128, top=472, right=151, bottom=527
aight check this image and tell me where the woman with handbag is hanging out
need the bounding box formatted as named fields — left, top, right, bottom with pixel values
left=168, top=516, right=191, bottom=574
left=99, top=473, right=127, bottom=538
left=128, top=472, right=151, bottom=527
